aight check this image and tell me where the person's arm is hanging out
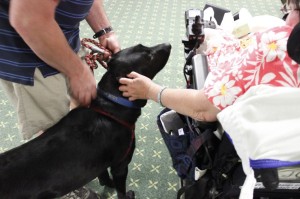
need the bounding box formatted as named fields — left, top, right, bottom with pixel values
left=85, top=0, right=120, bottom=53
left=119, top=72, right=220, bottom=122
left=9, top=0, right=96, bottom=106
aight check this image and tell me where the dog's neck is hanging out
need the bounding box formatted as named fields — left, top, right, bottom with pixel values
left=91, top=89, right=142, bottom=125
left=98, top=90, right=141, bottom=109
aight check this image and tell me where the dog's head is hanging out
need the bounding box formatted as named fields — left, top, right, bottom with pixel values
left=97, top=43, right=171, bottom=107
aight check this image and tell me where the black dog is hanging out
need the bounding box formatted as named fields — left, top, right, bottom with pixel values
left=0, top=43, right=171, bottom=199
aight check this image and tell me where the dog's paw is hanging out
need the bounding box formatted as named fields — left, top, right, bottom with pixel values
left=126, top=190, right=135, bottom=199
left=99, top=178, right=115, bottom=188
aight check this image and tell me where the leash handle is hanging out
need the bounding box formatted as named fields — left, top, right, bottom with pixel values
left=81, top=38, right=112, bottom=71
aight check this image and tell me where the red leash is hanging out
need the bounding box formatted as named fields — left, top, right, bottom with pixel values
left=81, top=38, right=112, bottom=71
left=84, top=40, right=134, bottom=161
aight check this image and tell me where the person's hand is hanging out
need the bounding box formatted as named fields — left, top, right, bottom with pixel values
left=68, top=63, right=97, bottom=107
left=119, top=72, right=155, bottom=101
left=99, top=32, right=121, bottom=54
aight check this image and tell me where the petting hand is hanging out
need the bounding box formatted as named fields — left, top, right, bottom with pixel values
left=119, top=72, right=156, bottom=101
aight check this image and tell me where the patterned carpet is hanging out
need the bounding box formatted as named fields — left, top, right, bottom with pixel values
left=0, top=0, right=283, bottom=198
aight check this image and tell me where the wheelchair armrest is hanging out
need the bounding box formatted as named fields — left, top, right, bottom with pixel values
left=191, top=54, right=209, bottom=90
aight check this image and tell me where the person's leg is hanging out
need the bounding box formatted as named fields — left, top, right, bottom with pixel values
left=0, top=69, right=100, bottom=198
left=0, top=69, right=70, bottom=140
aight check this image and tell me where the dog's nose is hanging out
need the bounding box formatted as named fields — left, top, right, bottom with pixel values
left=161, top=43, right=171, bottom=51
left=162, top=42, right=171, bottom=49
left=152, top=43, right=171, bottom=54
left=164, top=43, right=172, bottom=53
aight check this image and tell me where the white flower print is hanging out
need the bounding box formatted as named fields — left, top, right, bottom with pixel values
left=208, top=76, right=242, bottom=108
left=261, top=73, right=276, bottom=84
left=277, top=61, right=300, bottom=86
left=260, top=31, right=287, bottom=62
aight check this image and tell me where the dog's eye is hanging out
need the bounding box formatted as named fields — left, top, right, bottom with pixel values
left=145, top=52, right=153, bottom=61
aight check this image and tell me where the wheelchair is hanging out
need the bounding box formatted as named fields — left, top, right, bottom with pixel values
left=158, top=3, right=300, bottom=199
left=178, top=53, right=300, bottom=199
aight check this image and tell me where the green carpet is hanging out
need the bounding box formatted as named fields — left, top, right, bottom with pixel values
left=0, top=0, right=283, bottom=198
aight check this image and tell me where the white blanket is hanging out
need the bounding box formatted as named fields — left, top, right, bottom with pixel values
left=217, top=85, right=300, bottom=199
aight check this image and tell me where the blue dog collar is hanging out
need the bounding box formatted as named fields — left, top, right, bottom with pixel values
left=99, top=91, right=141, bottom=109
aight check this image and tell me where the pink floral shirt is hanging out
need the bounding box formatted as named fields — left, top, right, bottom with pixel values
left=204, top=26, right=300, bottom=110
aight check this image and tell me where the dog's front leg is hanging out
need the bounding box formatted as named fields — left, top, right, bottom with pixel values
left=111, top=165, right=135, bottom=199
left=98, top=169, right=115, bottom=188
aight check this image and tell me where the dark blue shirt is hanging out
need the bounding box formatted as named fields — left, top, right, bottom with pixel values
left=0, top=0, right=94, bottom=85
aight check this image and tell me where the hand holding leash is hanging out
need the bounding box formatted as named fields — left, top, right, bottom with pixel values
left=98, top=31, right=121, bottom=54
left=81, top=38, right=112, bottom=70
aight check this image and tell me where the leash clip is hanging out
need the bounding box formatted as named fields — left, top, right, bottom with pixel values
left=90, top=45, right=105, bottom=54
